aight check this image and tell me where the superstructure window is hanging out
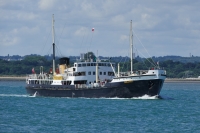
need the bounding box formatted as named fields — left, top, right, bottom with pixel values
left=108, top=72, right=114, bottom=76
left=82, top=64, right=86, bottom=67
left=87, top=63, right=90, bottom=66
left=104, top=72, right=106, bottom=75
left=93, top=72, right=95, bottom=75
left=88, top=72, right=91, bottom=75
left=82, top=72, right=86, bottom=76
left=78, top=64, right=81, bottom=67
left=100, top=72, right=102, bottom=75
left=76, top=72, right=86, bottom=76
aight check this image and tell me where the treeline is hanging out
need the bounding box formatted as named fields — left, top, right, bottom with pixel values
left=2, top=54, right=200, bottom=63
left=117, top=59, right=200, bottom=78
left=0, top=55, right=53, bottom=75
left=0, top=55, right=200, bottom=78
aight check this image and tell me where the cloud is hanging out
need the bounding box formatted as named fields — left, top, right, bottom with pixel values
left=38, top=0, right=56, bottom=10
left=0, top=1, right=8, bottom=6
left=1, top=0, right=200, bottom=57
left=16, top=12, right=38, bottom=20
left=1, top=35, right=20, bottom=46
left=120, top=35, right=128, bottom=41
left=111, top=15, right=125, bottom=25
left=12, top=26, right=40, bottom=35
left=0, top=25, right=39, bottom=48
left=74, top=27, right=89, bottom=36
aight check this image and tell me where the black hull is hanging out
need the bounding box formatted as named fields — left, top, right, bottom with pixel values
left=26, top=79, right=164, bottom=98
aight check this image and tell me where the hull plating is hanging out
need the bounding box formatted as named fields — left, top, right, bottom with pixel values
left=26, top=79, right=164, bottom=98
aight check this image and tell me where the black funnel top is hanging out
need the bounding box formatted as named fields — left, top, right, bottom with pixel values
left=59, top=57, right=70, bottom=65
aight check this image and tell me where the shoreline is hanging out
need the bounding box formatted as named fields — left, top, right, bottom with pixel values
left=0, top=76, right=26, bottom=81
left=165, top=78, right=200, bottom=83
left=1, top=76, right=200, bottom=83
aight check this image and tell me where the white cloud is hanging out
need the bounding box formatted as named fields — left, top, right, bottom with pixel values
left=1, top=0, right=200, bottom=57
left=111, top=15, right=125, bottom=25
left=120, top=35, right=128, bottom=41
left=1, top=35, right=20, bottom=46
left=74, top=27, right=89, bottom=36
left=11, top=26, right=40, bottom=35
left=16, top=12, right=38, bottom=20
left=38, top=0, right=56, bottom=10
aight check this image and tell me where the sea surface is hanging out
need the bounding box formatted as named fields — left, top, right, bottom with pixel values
left=0, top=81, right=200, bottom=133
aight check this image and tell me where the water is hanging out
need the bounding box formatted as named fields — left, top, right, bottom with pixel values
left=0, top=81, right=200, bottom=133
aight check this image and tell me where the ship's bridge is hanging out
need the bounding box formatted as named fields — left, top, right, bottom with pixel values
left=64, top=61, right=115, bottom=85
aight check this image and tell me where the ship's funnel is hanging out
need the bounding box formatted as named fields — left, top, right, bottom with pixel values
left=59, top=57, right=70, bottom=74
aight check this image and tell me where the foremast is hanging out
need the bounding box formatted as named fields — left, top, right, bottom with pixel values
left=130, top=20, right=133, bottom=73
left=52, top=14, right=56, bottom=75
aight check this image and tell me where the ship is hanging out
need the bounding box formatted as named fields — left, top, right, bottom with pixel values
left=25, top=15, right=166, bottom=98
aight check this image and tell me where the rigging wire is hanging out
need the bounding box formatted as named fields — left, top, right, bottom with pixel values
left=134, top=48, right=148, bottom=69
left=56, top=22, right=68, bottom=57
left=116, top=56, right=123, bottom=72
left=88, top=30, right=94, bottom=53
left=119, top=57, right=124, bottom=64
left=78, top=28, right=87, bottom=57
left=122, top=29, right=157, bottom=69
left=55, top=44, right=62, bottom=58
left=135, top=48, right=151, bottom=69
left=57, top=22, right=67, bottom=47
left=84, top=29, right=90, bottom=54
left=39, top=27, right=51, bottom=55
left=54, top=32, right=63, bottom=57
left=46, top=45, right=53, bottom=59
left=121, top=55, right=129, bottom=72
left=133, top=31, right=157, bottom=67
left=133, top=46, right=157, bottom=67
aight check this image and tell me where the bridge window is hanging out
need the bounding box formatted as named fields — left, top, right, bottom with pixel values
left=88, top=71, right=91, bottom=75
left=108, top=72, right=114, bottom=76
left=76, top=72, right=86, bottom=76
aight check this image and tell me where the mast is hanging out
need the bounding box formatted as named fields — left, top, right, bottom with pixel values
left=52, top=14, right=55, bottom=75
left=118, top=63, right=120, bottom=77
left=96, top=50, right=98, bottom=83
left=96, top=61, right=98, bottom=83
left=130, top=20, right=133, bottom=73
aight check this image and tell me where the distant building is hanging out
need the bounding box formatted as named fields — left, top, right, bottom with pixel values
left=80, top=53, right=85, bottom=60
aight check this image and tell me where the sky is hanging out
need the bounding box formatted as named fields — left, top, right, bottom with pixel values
left=1, top=0, right=200, bottom=58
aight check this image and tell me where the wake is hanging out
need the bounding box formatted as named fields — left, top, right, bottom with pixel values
left=84, top=94, right=160, bottom=100
left=0, top=93, right=167, bottom=100
left=0, top=94, right=35, bottom=98
left=131, top=94, right=159, bottom=100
